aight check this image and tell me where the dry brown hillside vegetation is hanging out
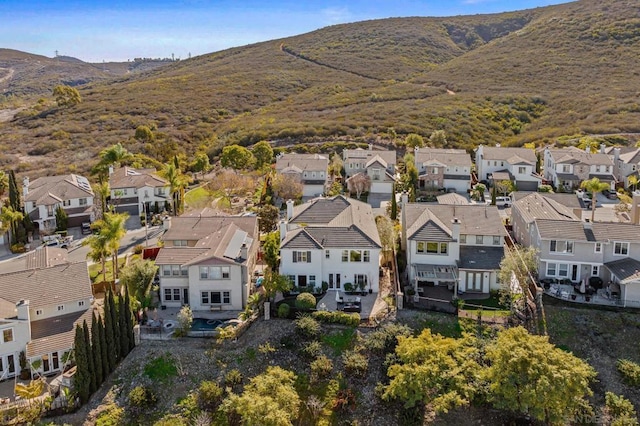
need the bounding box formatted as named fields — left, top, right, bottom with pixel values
left=1, top=0, right=640, bottom=176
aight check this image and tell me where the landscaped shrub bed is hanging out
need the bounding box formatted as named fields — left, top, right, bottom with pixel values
left=312, top=310, right=360, bottom=327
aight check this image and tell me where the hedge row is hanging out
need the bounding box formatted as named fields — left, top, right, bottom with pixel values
left=312, top=311, right=360, bottom=327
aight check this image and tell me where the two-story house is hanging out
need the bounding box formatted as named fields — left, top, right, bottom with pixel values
left=414, top=147, right=471, bottom=194
left=155, top=212, right=258, bottom=312
left=0, top=250, right=93, bottom=380
left=279, top=196, right=381, bottom=293
left=23, top=175, right=95, bottom=233
left=401, top=197, right=505, bottom=296
left=343, top=147, right=396, bottom=194
left=108, top=166, right=170, bottom=216
left=606, top=146, right=640, bottom=189
left=543, top=146, right=615, bottom=191
left=275, top=153, right=330, bottom=199
left=475, top=145, right=541, bottom=191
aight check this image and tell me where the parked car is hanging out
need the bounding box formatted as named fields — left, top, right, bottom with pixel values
left=43, top=235, right=74, bottom=249
left=604, top=189, right=618, bottom=200
left=81, top=222, right=92, bottom=235
left=495, top=196, right=512, bottom=207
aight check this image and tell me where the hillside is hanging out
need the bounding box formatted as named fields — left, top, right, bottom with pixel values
left=1, top=0, right=640, bottom=176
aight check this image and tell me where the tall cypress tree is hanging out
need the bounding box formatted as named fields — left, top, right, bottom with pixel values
left=91, top=313, right=103, bottom=388
left=124, top=286, right=136, bottom=353
left=108, top=290, right=121, bottom=364
left=119, top=293, right=130, bottom=359
left=82, top=321, right=96, bottom=394
left=390, top=184, right=397, bottom=220
left=98, top=315, right=109, bottom=380
left=103, top=290, right=116, bottom=373
left=73, top=324, right=90, bottom=404
left=8, top=170, right=20, bottom=212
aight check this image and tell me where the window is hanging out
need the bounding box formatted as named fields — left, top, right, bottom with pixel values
left=354, top=274, right=367, bottom=286
left=417, top=242, right=448, bottom=254
left=309, top=275, right=316, bottom=287
left=200, top=266, right=231, bottom=279
left=122, top=189, right=128, bottom=195
left=372, top=168, right=381, bottom=180
left=157, top=188, right=166, bottom=196
left=325, top=250, right=330, bottom=259
left=427, top=242, right=439, bottom=253
left=63, top=200, right=71, bottom=207
left=562, top=165, right=570, bottom=173
left=493, top=236, right=500, bottom=245
left=342, top=250, right=348, bottom=262
left=558, top=264, right=568, bottom=277
left=550, top=240, right=573, bottom=254
left=164, top=288, right=181, bottom=301
left=595, top=165, right=601, bottom=173
left=417, top=242, right=425, bottom=253
left=173, top=240, right=188, bottom=247
left=162, top=265, right=171, bottom=276
left=614, top=242, right=629, bottom=255
left=2, top=329, right=13, bottom=343
left=201, top=291, right=230, bottom=305
left=79, top=198, right=87, bottom=206
left=440, top=243, right=448, bottom=254
left=592, top=265, right=599, bottom=276
left=293, top=251, right=311, bottom=263
left=363, top=250, right=370, bottom=262
left=476, top=235, right=483, bottom=245
left=460, top=235, right=466, bottom=244
left=519, top=166, right=526, bottom=174
left=36, top=310, right=42, bottom=316
left=350, top=250, right=362, bottom=262
left=594, top=242, right=602, bottom=253
left=433, top=167, right=438, bottom=174
left=288, top=275, right=296, bottom=286
left=57, top=305, right=64, bottom=311
left=78, top=301, right=85, bottom=307
left=200, top=267, right=208, bottom=279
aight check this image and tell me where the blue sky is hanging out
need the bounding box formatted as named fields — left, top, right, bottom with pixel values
left=0, top=0, right=572, bottom=63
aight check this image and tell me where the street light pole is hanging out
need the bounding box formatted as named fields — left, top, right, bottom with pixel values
left=144, top=203, right=149, bottom=247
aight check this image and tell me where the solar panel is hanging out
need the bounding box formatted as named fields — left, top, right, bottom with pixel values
left=223, top=230, right=248, bottom=260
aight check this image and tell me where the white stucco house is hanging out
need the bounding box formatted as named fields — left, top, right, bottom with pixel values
left=414, top=147, right=471, bottom=193
left=275, top=153, right=329, bottom=198
left=0, top=248, right=94, bottom=380
left=108, top=166, right=170, bottom=216
left=279, top=196, right=381, bottom=293
left=543, top=146, right=615, bottom=191
left=23, top=174, right=95, bottom=233
left=475, top=145, right=541, bottom=191
left=155, top=212, right=259, bottom=312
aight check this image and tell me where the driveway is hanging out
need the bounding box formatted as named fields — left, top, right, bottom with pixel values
left=367, top=193, right=391, bottom=209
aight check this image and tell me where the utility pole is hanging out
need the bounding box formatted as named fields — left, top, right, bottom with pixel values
left=143, top=203, right=149, bottom=247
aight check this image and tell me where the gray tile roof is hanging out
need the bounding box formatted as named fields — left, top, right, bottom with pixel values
left=479, top=146, right=537, bottom=164
left=404, top=204, right=505, bottom=240
left=547, top=147, right=613, bottom=166
left=109, top=166, right=168, bottom=189
left=459, top=246, right=504, bottom=270
left=511, top=192, right=582, bottom=209
left=511, top=192, right=579, bottom=224
left=618, top=148, right=640, bottom=165
left=0, top=262, right=92, bottom=315
left=343, top=148, right=396, bottom=165
left=436, top=193, right=470, bottom=205
left=589, top=173, right=616, bottom=181
left=414, top=147, right=471, bottom=167
left=604, top=258, right=640, bottom=284
left=25, top=174, right=94, bottom=205
left=592, top=222, right=640, bottom=242
left=275, top=153, right=329, bottom=173
left=535, top=219, right=593, bottom=241
left=27, top=308, right=94, bottom=358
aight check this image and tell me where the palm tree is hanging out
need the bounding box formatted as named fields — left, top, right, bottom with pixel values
left=160, top=162, right=189, bottom=216
left=92, top=181, right=110, bottom=219
left=99, top=143, right=132, bottom=167
left=0, top=205, right=24, bottom=245
left=628, top=175, right=638, bottom=193
left=14, top=378, right=45, bottom=406
left=581, top=177, right=609, bottom=223
left=84, top=231, right=110, bottom=280
left=101, top=212, right=129, bottom=280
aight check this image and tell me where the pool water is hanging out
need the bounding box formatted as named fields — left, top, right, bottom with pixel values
left=191, top=318, right=224, bottom=331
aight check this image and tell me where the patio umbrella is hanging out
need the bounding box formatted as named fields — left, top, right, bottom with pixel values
left=580, top=277, right=586, bottom=294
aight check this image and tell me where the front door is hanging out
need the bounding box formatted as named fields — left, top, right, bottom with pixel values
left=329, top=275, right=334, bottom=289
left=298, top=275, right=307, bottom=289
left=183, top=289, right=189, bottom=305
left=571, top=265, right=578, bottom=282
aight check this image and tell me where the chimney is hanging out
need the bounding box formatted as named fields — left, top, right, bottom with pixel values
left=16, top=299, right=30, bottom=321
left=632, top=192, right=640, bottom=225
left=279, top=219, right=287, bottom=242
left=286, top=199, right=294, bottom=220
left=585, top=144, right=590, bottom=153
left=368, top=143, right=372, bottom=151
left=108, top=165, right=114, bottom=175
left=401, top=191, right=409, bottom=206
left=162, top=215, right=172, bottom=230
left=600, top=143, right=606, bottom=154
left=414, top=146, right=419, bottom=155
left=495, top=143, right=501, bottom=148
left=23, top=176, right=29, bottom=198
left=240, top=242, right=248, bottom=260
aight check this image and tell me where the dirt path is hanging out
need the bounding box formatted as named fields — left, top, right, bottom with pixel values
left=0, top=67, right=14, bottom=83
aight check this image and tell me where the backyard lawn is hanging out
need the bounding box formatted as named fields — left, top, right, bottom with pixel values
left=184, top=186, right=213, bottom=209
left=88, top=256, right=128, bottom=283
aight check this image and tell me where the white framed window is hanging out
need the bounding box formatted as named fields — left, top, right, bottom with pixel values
left=201, top=291, right=231, bottom=305
left=162, top=265, right=172, bottom=276
left=342, top=250, right=348, bottom=262
left=309, top=275, right=316, bottom=287
left=417, top=242, right=425, bottom=253
left=614, top=242, right=629, bottom=255
left=78, top=301, right=85, bottom=307
left=460, top=235, right=466, bottom=244
left=57, top=305, right=64, bottom=311
left=200, top=266, right=231, bottom=280
left=173, top=240, right=188, bottom=247
left=476, top=235, right=483, bottom=245
left=363, top=250, right=370, bottom=262
left=79, top=198, right=87, bottom=206
left=558, top=264, right=568, bottom=277
left=164, top=288, right=181, bottom=301
left=550, top=240, right=573, bottom=254
left=418, top=241, right=448, bottom=254
left=2, top=328, right=13, bottom=343
left=325, top=250, right=330, bottom=259
left=350, top=250, right=362, bottom=262
left=591, top=265, right=599, bottom=276
left=63, top=200, right=71, bottom=207
left=293, top=251, right=311, bottom=263
left=493, top=236, right=500, bottom=245
left=36, top=309, right=42, bottom=316
left=594, top=242, right=602, bottom=253
left=354, top=274, right=368, bottom=286
left=288, top=275, right=296, bottom=286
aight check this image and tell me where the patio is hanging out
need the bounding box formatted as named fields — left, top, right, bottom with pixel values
left=544, top=283, right=622, bottom=307
left=317, top=291, right=381, bottom=320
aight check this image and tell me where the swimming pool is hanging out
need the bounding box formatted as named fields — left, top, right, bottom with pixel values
left=191, top=318, right=224, bottom=331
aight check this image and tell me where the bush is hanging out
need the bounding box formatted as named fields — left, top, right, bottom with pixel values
left=310, top=355, right=334, bottom=383
left=225, top=369, right=243, bottom=387
left=295, top=292, right=316, bottom=310
left=332, top=388, right=357, bottom=411
left=312, top=310, right=360, bottom=327
left=617, top=359, right=640, bottom=387
left=322, top=281, right=329, bottom=292
left=295, top=315, right=321, bottom=339
left=277, top=303, right=291, bottom=318
left=133, top=244, right=144, bottom=255
left=344, top=282, right=354, bottom=292
left=10, top=243, right=26, bottom=253
left=96, top=403, right=125, bottom=426
left=129, top=386, right=157, bottom=409
left=302, top=340, right=323, bottom=359
left=197, top=381, right=224, bottom=411
left=342, top=350, right=368, bottom=376
left=363, top=323, right=412, bottom=353
left=605, top=392, right=638, bottom=426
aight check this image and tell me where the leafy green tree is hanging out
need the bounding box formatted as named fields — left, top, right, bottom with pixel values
left=429, top=130, right=447, bottom=148
left=262, top=269, right=292, bottom=302
left=628, top=175, right=638, bottom=192
left=8, top=170, right=21, bottom=212
left=271, top=174, right=303, bottom=201
left=190, top=152, right=211, bottom=177
left=581, top=177, right=609, bottom=223
left=53, top=84, right=82, bottom=107
left=382, top=329, right=481, bottom=413
left=222, top=366, right=300, bottom=426
left=97, top=314, right=109, bottom=380
left=91, top=313, right=104, bottom=388
left=161, top=161, right=190, bottom=215
left=119, top=258, right=158, bottom=305
left=263, top=231, right=280, bottom=270
left=84, top=231, right=110, bottom=281
left=97, top=212, right=129, bottom=280
left=604, top=392, right=638, bottom=426
left=404, top=133, right=424, bottom=149
left=134, top=125, right=155, bottom=142
left=376, top=215, right=395, bottom=265
left=0, top=206, right=23, bottom=246
left=497, top=245, right=538, bottom=311
left=220, top=145, right=255, bottom=170
left=471, top=183, right=486, bottom=202
left=484, top=326, right=596, bottom=424
left=73, top=323, right=91, bottom=404
left=83, top=320, right=97, bottom=394
left=252, top=141, right=274, bottom=170
left=92, top=181, right=110, bottom=219
left=124, top=286, right=136, bottom=353
left=329, top=153, right=343, bottom=178
left=258, top=204, right=280, bottom=234
left=401, top=153, right=418, bottom=200
left=577, top=136, right=599, bottom=153
left=390, top=184, right=398, bottom=220
left=55, top=206, right=69, bottom=232
left=495, top=180, right=515, bottom=196
left=326, top=181, right=343, bottom=197
left=176, top=305, right=193, bottom=337
left=538, top=184, right=553, bottom=193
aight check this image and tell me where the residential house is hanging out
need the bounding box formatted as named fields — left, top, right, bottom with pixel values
left=475, top=145, right=541, bottom=191
left=279, top=196, right=381, bottom=293
left=414, top=147, right=471, bottom=193
left=108, top=166, right=170, bottom=216
left=0, top=249, right=93, bottom=380
left=511, top=191, right=583, bottom=221
left=275, top=154, right=329, bottom=198
left=23, top=174, right=95, bottom=233
left=155, top=212, right=259, bottom=311
left=510, top=192, right=580, bottom=246
left=605, top=146, right=640, bottom=189
left=543, top=146, right=615, bottom=191
left=343, top=147, right=396, bottom=194
left=401, top=197, right=506, bottom=296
